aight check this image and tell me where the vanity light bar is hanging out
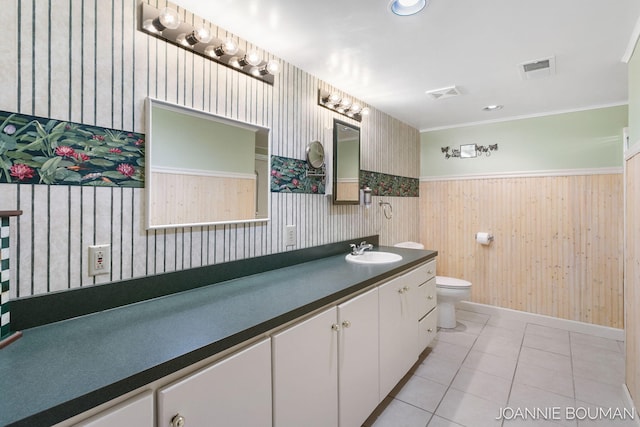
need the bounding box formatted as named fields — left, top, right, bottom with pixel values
left=138, top=3, right=280, bottom=85
left=318, top=89, right=369, bottom=122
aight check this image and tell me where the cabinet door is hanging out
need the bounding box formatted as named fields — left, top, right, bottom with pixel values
left=272, top=307, right=338, bottom=427
left=337, top=288, right=379, bottom=427
left=378, top=275, right=419, bottom=401
left=157, top=338, right=271, bottom=427
left=73, top=391, right=153, bottom=427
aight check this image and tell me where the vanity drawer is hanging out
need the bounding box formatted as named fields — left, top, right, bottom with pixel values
left=403, top=258, right=436, bottom=289
left=419, top=309, right=438, bottom=350
left=418, top=277, right=436, bottom=318
left=424, top=259, right=436, bottom=282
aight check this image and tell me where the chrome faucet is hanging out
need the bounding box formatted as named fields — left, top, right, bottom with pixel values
left=350, top=241, right=374, bottom=255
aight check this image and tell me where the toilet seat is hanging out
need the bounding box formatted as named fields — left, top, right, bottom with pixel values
left=436, top=276, right=471, bottom=289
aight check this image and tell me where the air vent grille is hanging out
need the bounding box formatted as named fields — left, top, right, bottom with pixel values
left=425, top=86, right=461, bottom=100
left=519, top=56, right=556, bottom=80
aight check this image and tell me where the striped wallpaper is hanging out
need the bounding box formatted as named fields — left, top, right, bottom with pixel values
left=0, top=0, right=420, bottom=298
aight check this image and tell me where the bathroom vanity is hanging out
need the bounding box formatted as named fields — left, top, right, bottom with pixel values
left=0, top=238, right=436, bottom=427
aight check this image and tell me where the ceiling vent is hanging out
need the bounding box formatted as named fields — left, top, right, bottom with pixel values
left=425, top=86, right=461, bottom=100
left=519, top=56, right=556, bottom=80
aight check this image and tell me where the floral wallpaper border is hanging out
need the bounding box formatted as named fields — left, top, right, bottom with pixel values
left=0, top=111, right=144, bottom=187
left=360, top=170, right=419, bottom=197
left=270, top=155, right=326, bottom=194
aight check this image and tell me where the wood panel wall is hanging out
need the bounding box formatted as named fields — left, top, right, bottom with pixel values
left=0, top=0, right=420, bottom=298
left=626, top=153, right=640, bottom=401
left=420, top=173, right=623, bottom=328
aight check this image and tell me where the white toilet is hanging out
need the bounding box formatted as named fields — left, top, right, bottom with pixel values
left=394, top=241, right=472, bottom=329
left=435, top=276, right=472, bottom=329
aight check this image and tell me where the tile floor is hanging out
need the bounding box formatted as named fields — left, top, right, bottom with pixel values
left=364, top=309, right=634, bottom=427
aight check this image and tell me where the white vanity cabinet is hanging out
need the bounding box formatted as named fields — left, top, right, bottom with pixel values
left=378, top=272, right=420, bottom=400
left=72, top=391, right=153, bottom=427
left=272, top=288, right=379, bottom=427
left=378, top=260, right=437, bottom=400
left=272, top=307, right=339, bottom=427
left=337, top=288, right=379, bottom=427
left=157, top=338, right=272, bottom=427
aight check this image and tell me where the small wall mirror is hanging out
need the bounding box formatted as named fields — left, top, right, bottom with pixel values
left=306, top=140, right=325, bottom=168
left=333, top=119, right=360, bottom=204
left=145, top=98, right=270, bottom=229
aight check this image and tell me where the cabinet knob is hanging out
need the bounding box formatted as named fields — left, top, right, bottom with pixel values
left=403, top=286, right=410, bottom=292
left=427, top=328, right=434, bottom=333
left=398, top=288, right=404, bottom=294
left=342, top=320, right=351, bottom=328
left=171, top=414, right=186, bottom=427
left=331, top=323, right=340, bottom=331
left=428, top=270, right=434, bottom=275
left=427, top=295, right=434, bottom=300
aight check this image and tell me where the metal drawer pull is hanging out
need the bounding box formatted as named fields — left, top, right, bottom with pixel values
left=331, top=324, right=340, bottom=331
left=427, top=328, right=433, bottom=333
left=342, top=320, right=351, bottom=328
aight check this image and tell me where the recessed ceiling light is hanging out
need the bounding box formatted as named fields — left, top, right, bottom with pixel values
left=482, top=105, right=503, bottom=112
left=390, top=0, right=428, bottom=16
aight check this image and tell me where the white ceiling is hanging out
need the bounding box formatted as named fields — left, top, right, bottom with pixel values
left=172, top=0, right=640, bottom=131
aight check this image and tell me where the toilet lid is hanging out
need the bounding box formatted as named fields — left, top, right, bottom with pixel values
left=436, top=276, right=472, bottom=289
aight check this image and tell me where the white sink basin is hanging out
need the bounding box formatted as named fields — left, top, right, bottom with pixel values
left=345, top=251, right=403, bottom=264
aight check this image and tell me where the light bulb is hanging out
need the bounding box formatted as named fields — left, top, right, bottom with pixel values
left=350, top=103, right=362, bottom=113
left=213, top=38, right=239, bottom=56
left=328, top=93, right=341, bottom=104
left=152, top=7, right=180, bottom=31
left=340, top=98, right=352, bottom=109
left=265, top=59, right=280, bottom=75
left=185, top=27, right=211, bottom=44
left=361, top=107, right=370, bottom=116
left=240, top=50, right=262, bottom=67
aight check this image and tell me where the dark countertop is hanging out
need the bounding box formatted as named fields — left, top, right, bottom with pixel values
left=0, top=246, right=436, bottom=426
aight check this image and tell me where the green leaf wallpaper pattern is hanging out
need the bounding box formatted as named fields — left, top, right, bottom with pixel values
left=360, top=170, right=419, bottom=197
left=0, top=111, right=144, bottom=187
left=270, top=155, right=325, bottom=194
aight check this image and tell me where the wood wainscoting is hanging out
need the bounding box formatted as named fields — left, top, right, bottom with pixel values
left=420, top=173, right=623, bottom=328
left=626, top=153, right=640, bottom=403
left=150, top=170, right=256, bottom=225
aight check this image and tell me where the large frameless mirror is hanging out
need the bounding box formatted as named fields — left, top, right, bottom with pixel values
left=333, top=119, right=360, bottom=204
left=145, top=98, right=270, bottom=229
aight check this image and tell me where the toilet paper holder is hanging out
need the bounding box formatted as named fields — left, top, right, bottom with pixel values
left=475, top=232, right=494, bottom=244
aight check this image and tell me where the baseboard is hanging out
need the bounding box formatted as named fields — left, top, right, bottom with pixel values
left=622, top=384, right=640, bottom=426
left=458, top=301, right=624, bottom=341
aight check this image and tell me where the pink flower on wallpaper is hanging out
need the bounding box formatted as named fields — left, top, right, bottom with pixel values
left=292, top=179, right=299, bottom=187
left=109, top=148, right=122, bottom=154
left=55, top=146, right=76, bottom=157
left=311, top=185, right=318, bottom=193
left=73, top=152, right=90, bottom=162
left=116, top=163, right=135, bottom=177
left=10, top=163, right=35, bottom=181
left=92, top=135, right=105, bottom=141
left=135, top=138, right=144, bottom=146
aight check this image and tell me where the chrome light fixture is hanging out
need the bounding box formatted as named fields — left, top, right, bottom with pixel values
left=318, top=89, right=369, bottom=122
left=138, top=3, right=280, bottom=85
left=390, top=0, right=428, bottom=16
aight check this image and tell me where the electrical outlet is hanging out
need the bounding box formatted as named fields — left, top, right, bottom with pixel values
left=88, top=244, right=110, bottom=276
left=285, top=225, right=296, bottom=246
